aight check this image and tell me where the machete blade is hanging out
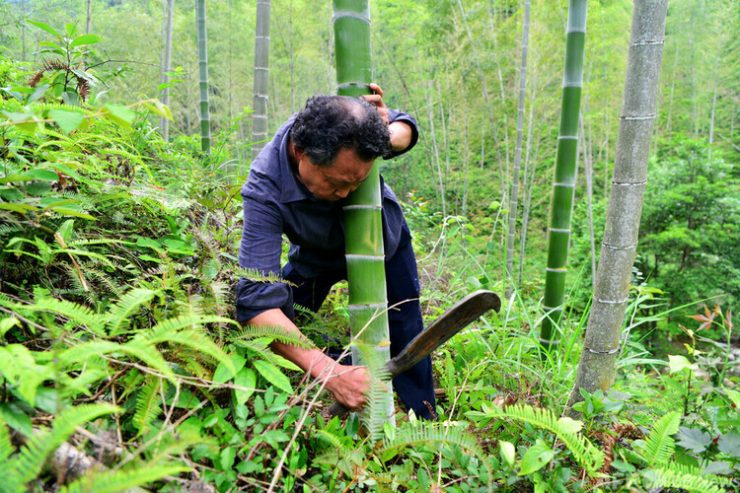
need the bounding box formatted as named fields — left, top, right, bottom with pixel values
left=385, top=289, right=500, bottom=377
left=327, top=289, right=500, bottom=418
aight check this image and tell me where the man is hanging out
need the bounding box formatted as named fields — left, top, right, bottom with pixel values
left=236, top=84, right=435, bottom=419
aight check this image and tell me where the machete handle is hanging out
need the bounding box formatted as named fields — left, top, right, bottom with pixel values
left=325, top=290, right=500, bottom=419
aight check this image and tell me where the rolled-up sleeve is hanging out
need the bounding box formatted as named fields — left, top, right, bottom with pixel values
left=235, top=195, right=294, bottom=322
left=386, top=109, right=419, bottom=158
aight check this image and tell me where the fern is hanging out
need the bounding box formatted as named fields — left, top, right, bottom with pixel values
left=60, top=339, right=176, bottom=381
left=106, top=287, right=158, bottom=335
left=648, top=464, right=726, bottom=493
left=133, top=376, right=162, bottom=436
left=0, top=414, right=13, bottom=463
left=58, top=463, right=189, bottom=493
left=29, top=296, right=107, bottom=335
left=638, top=411, right=681, bottom=466
left=470, top=403, right=605, bottom=476
left=9, top=403, right=119, bottom=485
left=233, top=267, right=291, bottom=285
left=381, top=422, right=488, bottom=478
left=229, top=324, right=316, bottom=349
left=137, top=315, right=237, bottom=374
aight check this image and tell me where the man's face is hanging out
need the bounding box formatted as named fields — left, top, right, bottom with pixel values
left=297, top=147, right=374, bottom=202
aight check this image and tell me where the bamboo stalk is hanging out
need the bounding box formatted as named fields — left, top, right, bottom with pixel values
left=505, top=0, right=531, bottom=298
left=252, top=0, right=271, bottom=158
left=195, top=0, right=211, bottom=154
left=540, top=0, right=588, bottom=350
left=333, top=0, right=394, bottom=426
left=160, top=0, right=174, bottom=142
left=567, top=0, right=668, bottom=411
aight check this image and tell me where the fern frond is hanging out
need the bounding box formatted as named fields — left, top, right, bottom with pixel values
left=10, top=403, right=119, bottom=485
left=648, top=465, right=726, bottom=493
left=474, top=403, right=605, bottom=475
left=26, top=296, right=106, bottom=335
left=106, top=287, right=157, bottom=335
left=133, top=376, right=162, bottom=436
left=0, top=413, right=14, bottom=463
left=229, top=324, right=316, bottom=349
left=60, top=340, right=175, bottom=381
left=233, top=267, right=290, bottom=284
left=138, top=315, right=236, bottom=374
left=59, top=463, right=189, bottom=493
left=639, top=411, right=681, bottom=467
left=382, top=422, right=483, bottom=458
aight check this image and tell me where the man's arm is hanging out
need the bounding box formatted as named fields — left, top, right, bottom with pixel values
left=363, top=83, right=417, bottom=154
left=248, top=308, right=370, bottom=410
left=237, top=193, right=370, bottom=410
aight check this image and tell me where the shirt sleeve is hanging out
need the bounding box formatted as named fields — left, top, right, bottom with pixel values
left=235, top=195, right=294, bottom=322
left=386, top=108, right=419, bottom=158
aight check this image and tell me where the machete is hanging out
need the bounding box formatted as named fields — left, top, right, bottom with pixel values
left=327, top=289, right=501, bottom=417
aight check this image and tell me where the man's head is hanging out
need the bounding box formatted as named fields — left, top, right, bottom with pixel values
left=289, top=95, right=390, bottom=201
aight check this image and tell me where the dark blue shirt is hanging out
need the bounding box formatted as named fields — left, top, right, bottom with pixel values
left=235, top=110, right=419, bottom=322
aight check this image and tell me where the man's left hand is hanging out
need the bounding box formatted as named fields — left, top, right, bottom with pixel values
left=362, top=83, right=389, bottom=124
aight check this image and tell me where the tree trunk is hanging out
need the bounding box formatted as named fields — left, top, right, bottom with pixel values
left=505, top=0, right=531, bottom=298
left=518, top=88, right=537, bottom=287
left=252, top=0, right=271, bottom=158
left=540, top=0, right=588, bottom=350
left=333, top=0, right=394, bottom=431
left=85, top=0, right=92, bottom=34
left=567, top=0, right=668, bottom=412
left=160, top=0, right=174, bottom=142
left=195, top=0, right=211, bottom=155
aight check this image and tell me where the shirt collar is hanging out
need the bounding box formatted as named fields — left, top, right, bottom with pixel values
left=278, top=119, right=314, bottom=203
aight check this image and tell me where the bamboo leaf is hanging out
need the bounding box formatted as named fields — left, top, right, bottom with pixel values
left=69, top=34, right=101, bottom=48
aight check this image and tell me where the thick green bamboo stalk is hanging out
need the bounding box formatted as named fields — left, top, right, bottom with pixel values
left=540, top=0, right=587, bottom=350
left=251, top=0, right=270, bottom=158
left=567, top=0, right=668, bottom=412
left=195, top=0, right=211, bottom=154
left=333, top=0, right=394, bottom=425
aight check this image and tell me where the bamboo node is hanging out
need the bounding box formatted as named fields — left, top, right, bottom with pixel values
left=632, top=39, right=664, bottom=46
left=602, top=242, right=637, bottom=251
left=545, top=267, right=567, bottom=273
left=611, top=179, right=647, bottom=186
left=548, top=227, right=571, bottom=234
left=595, top=297, right=629, bottom=305
left=620, top=114, right=655, bottom=121
left=345, top=254, right=384, bottom=262
left=585, top=346, right=620, bottom=355
left=332, top=10, right=370, bottom=24
left=343, top=204, right=381, bottom=211
left=553, top=182, right=575, bottom=188
left=337, top=81, right=370, bottom=91
left=558, top=135, right=578, bottom=140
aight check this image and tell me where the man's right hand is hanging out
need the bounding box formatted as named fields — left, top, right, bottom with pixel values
left=322, top=363, right=370, bottom=411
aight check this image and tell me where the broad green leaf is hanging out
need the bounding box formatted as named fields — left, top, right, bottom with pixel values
left=0, top=317, right=20, bottom=338
left=144, top=100, right=173, bottom=121
left=50, top=109, right=85, bottom=133
left=668, top=354, right=696, bottom=374
left=212, top=353, right=246, bottom=383
left=27, top=20, right=60, bottom=37
left=676, top=427, right=712, bottom=453
left=0, top=403, right=33, bottom=436
left=220, top=447, right=236, bottom=469
left=0, top=344, right=53, bottom=405
left=234, top=368, right=256, bottom=405
left=70, top=34, right=100, bottom=48
left=723, top=388, right=740, bottom=408
left=557, top=416, right=584, bottom=434
left=499, top=440, right=516, bottom=467
left=718, top=433, right=740, bottom=458
left=518, top=439, right=554, bottom=476
left=105, top=104, right=136, bottom=126
left=253, top=360, right=292, bottom=394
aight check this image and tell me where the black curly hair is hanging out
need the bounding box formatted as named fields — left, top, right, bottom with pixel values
left=289, top=95, right=390, bottom=166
